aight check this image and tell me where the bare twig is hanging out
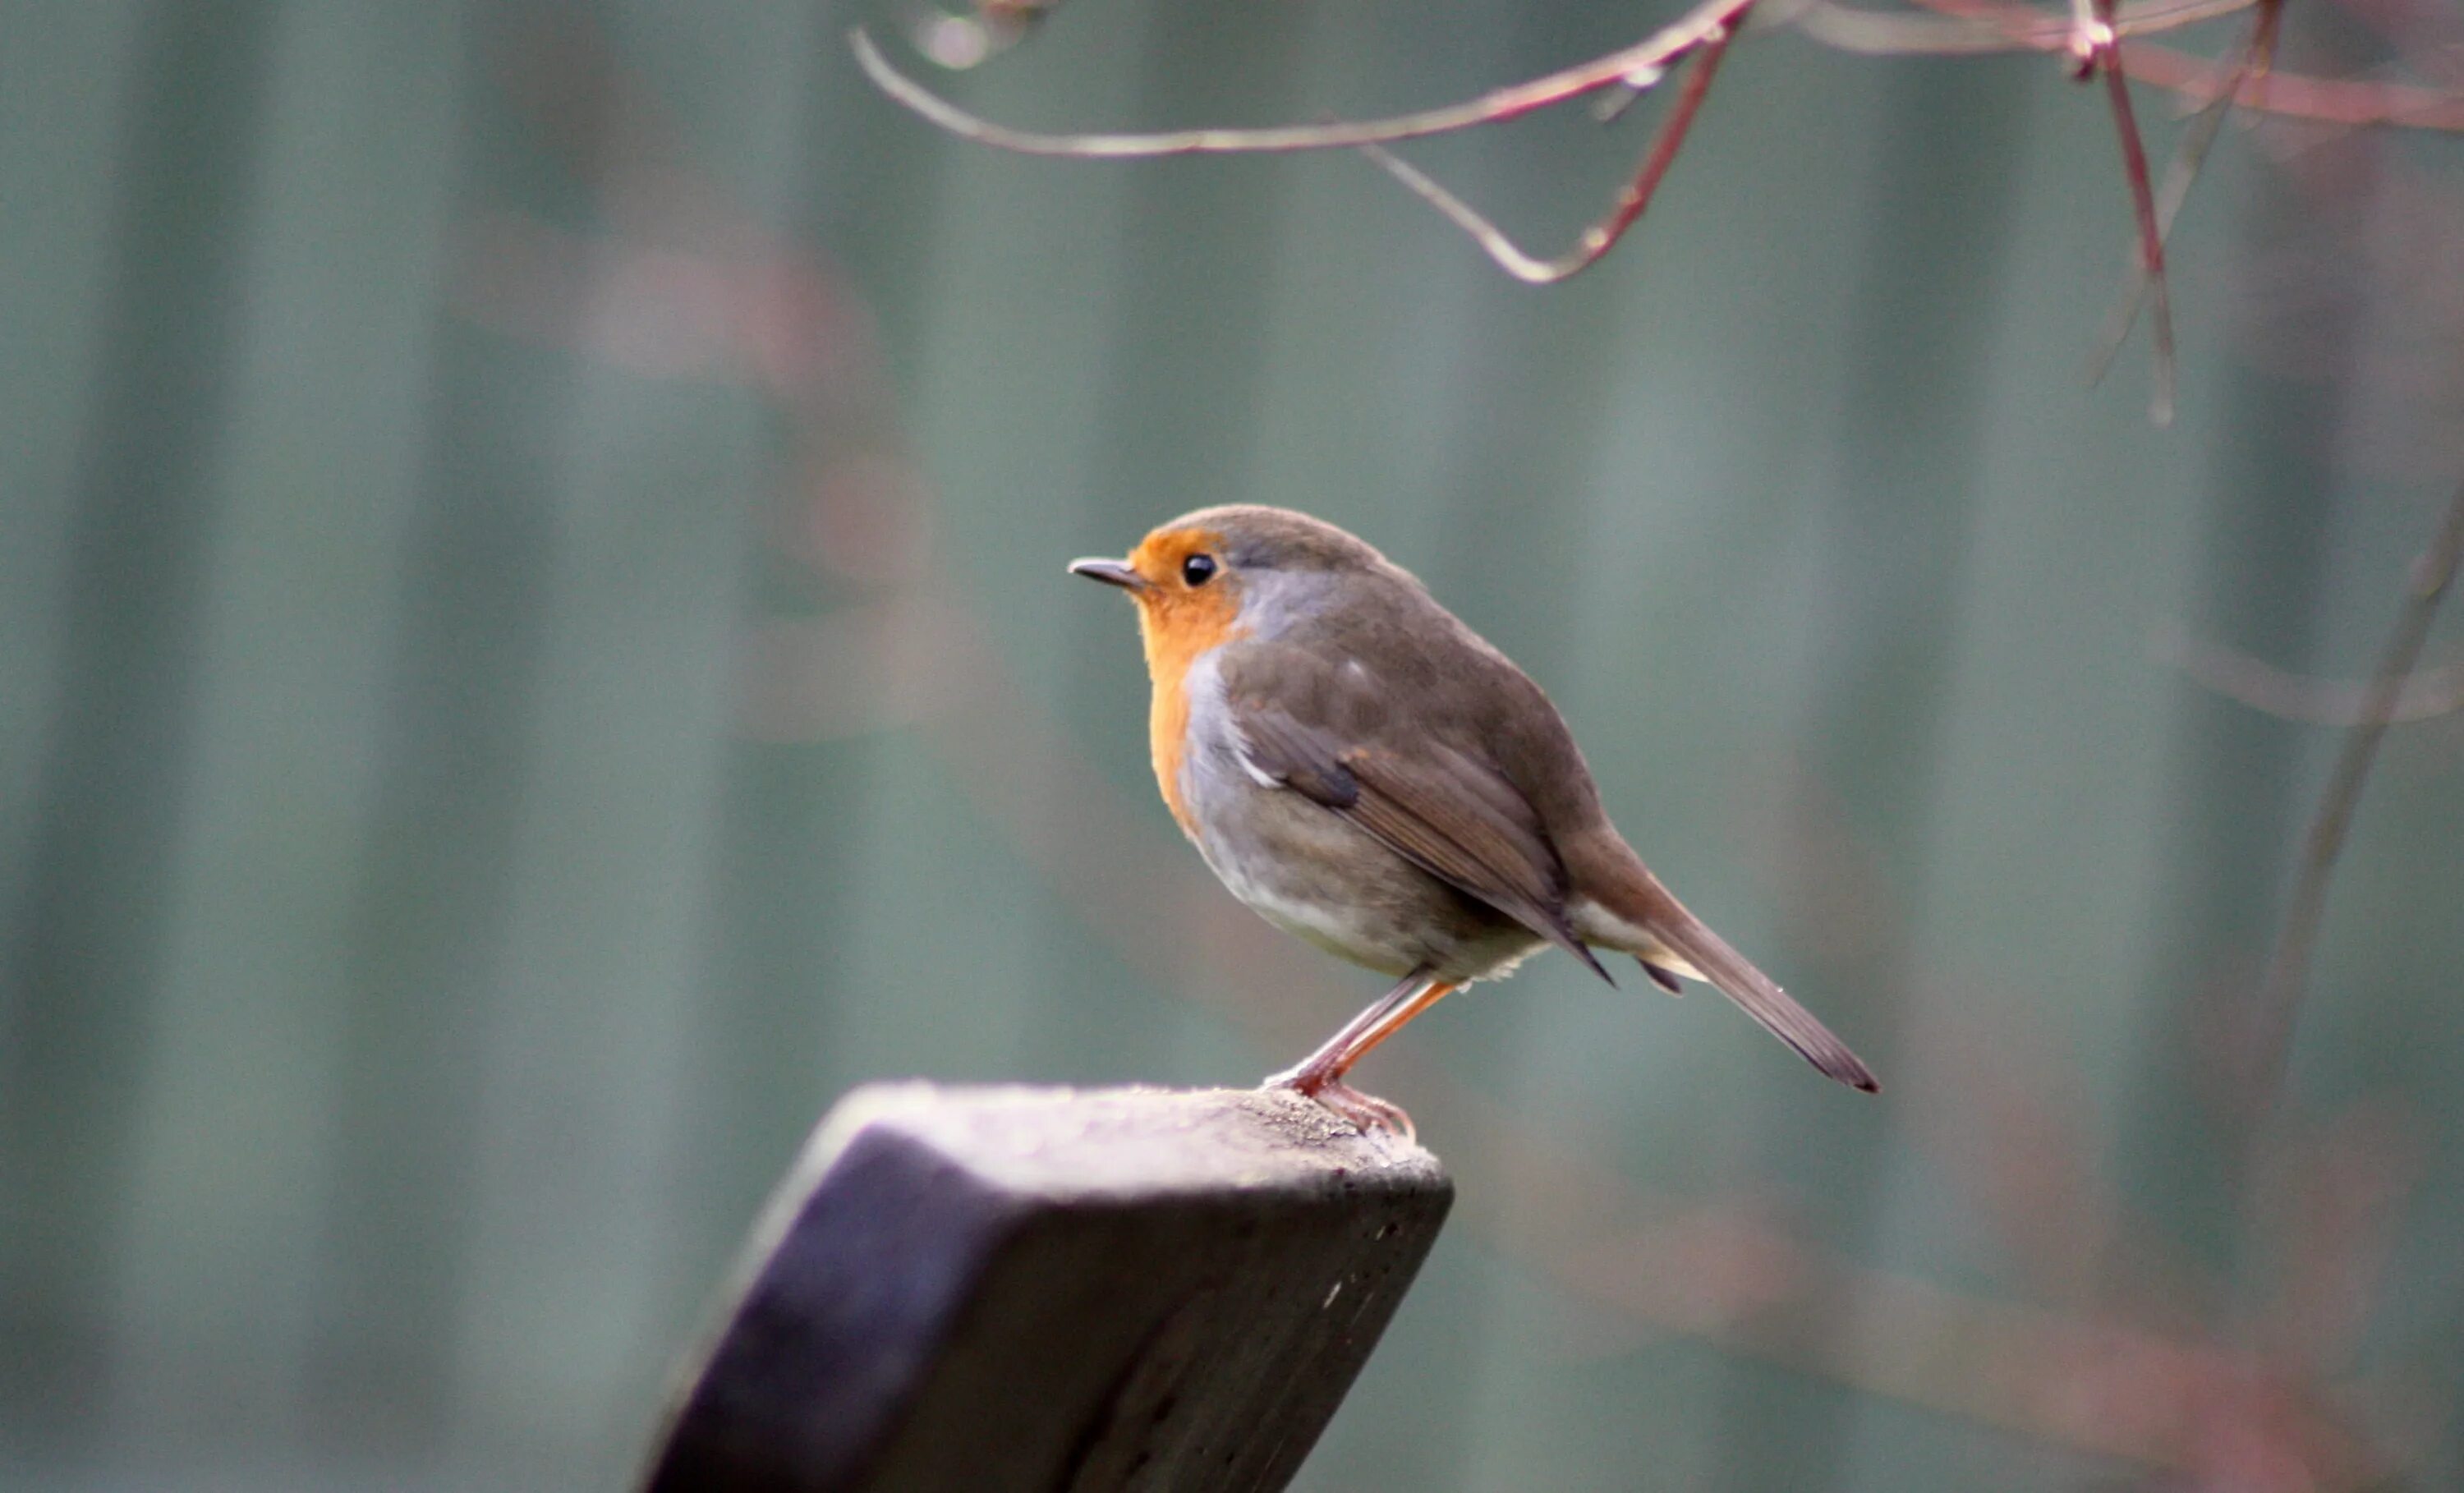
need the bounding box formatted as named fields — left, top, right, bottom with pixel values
left=1794, top=0, right=2255, bottom=55
left=2085, top=0, right=2281, bottom=388
left=848, top=0, right=1754, bottom=158
left=853, top=0, right=2464, bottom=320
left=1892, top=0, right=2464, bottom=128
left=2082, top=0, right=2177, bottom=423
left=2118, top=41, right=2464, bottom=129
left=2253, top=479, right=2464, bottom=1087
left=1356, top=8, right=1747, bottom=286
left=2158, top=625, right=2464, bottom=725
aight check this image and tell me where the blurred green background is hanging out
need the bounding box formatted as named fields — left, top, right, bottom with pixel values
left=7, top=1, right=2463, bottom=1489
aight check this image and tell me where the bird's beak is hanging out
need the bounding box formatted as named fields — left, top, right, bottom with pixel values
left=1068, top=557, right=1147, bottom=591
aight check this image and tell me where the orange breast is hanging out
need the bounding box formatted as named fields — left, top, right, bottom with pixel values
left=1149, top=668, right=1198, bottom=838
left=1135, top=587, right=1244, bottom=841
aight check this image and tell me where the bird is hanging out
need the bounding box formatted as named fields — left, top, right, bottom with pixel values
left=1069, top=505, right=1878, bottom=1137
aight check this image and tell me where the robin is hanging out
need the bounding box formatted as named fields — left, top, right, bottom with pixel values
left=1071, top=505, right=1878, bottom=1136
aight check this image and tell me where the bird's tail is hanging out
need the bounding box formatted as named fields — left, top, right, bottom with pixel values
left=1641, top=904, right=1879, bottom=1092
left=1581, top=852, right=1878, bottom=1092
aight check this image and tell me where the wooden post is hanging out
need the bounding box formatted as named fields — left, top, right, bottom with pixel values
left=637, top=1082, right=1453, bottom=1493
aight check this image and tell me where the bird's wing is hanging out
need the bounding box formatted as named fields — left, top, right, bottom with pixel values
left=1225, top=647, right=1614, bottom=984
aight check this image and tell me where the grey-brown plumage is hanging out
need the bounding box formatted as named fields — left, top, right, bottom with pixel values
left=1073, top=504, right=1878, bottom=1119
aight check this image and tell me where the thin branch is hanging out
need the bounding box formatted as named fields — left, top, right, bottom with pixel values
left=2086, top=0, right=2177, bottom=424
left=2158, top=625, right=2464, bottom=725
left=2119, top=39, right=2464, bottom=129
left=1355, top=10, right=1746, bottom=287
left=848, top=0, right=1754, bottom=158
left=2085, top=0, right=2281, bottom=388
left=1891, top=0, right=2464, bottom=129
left=1795, top=0, right=2256, bottom=55
left=2253, top=479, right=2464, bottom=1090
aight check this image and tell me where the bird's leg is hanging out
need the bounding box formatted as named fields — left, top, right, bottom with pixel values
left=1262, top=970, right=1457, bottom=1141
left=1262, top=971, right=1428, bottom=1087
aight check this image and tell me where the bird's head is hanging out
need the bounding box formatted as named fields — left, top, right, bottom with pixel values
left=1069, top=504, right=1389, bottom=661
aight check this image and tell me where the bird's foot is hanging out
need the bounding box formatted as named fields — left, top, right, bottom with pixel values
left=1261, top=1067, right=1417, bottom=1142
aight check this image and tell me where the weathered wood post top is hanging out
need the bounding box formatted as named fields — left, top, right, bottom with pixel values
left=640, top=1082, right=1454, bottom=1493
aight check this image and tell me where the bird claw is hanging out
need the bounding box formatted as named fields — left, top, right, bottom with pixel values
left=1261, top=1069, right=1417, bottom=1142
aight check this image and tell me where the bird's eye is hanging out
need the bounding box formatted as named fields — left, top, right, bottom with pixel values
left=1181, top=554, right=1219, bottom=587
